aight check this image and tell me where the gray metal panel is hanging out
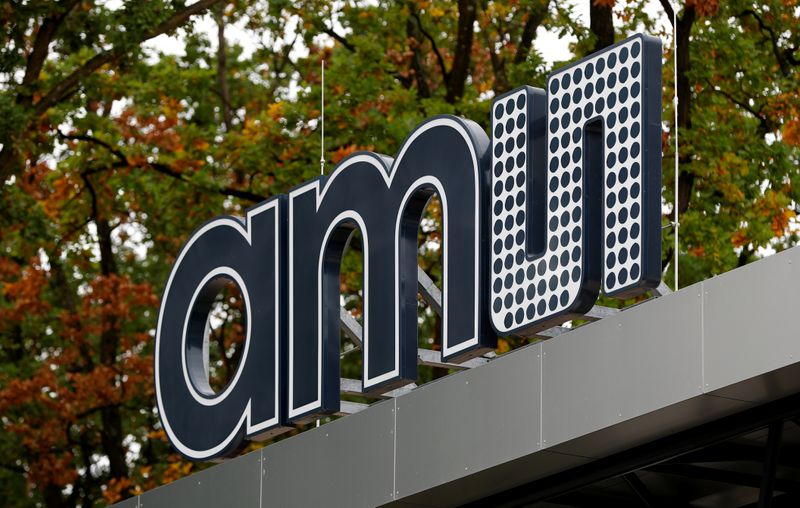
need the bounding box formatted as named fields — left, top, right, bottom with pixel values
left=139, top=447, right=261, bottom=508
left=260, top=398, right=395, bottom=507
left=123, top=248, right=800, bottom=508
left=703, top=247, right=800, bottom=401
left=706, top=363, right=800, bottom=404
left=394, top=343, right=541, bottom=500
left=542, top=394, right=748, bottom=460
left=388, top=450, right=590, bottom=508
left=114, top=496, right=139, bottom=508
left=541, top=283, right=705, bottom=457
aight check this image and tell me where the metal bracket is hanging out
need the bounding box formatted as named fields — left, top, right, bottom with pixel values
left=535, top=326, right=570, bottom=339
left=652, top=281, right=673, bottom=297
left=339, top=307, right=362, bottom=347
left=340, top=378, right=418, bottom=400
left=417, top=266, right=443, bottom=315
left=582, top=305, right=620, bottom=321
left=417, top=348, right=489, bottom=370
left=336, top=270, right=671, bottom=400
left=334, top=401, right=370, bottom=416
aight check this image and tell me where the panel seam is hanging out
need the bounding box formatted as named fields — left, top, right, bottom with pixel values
left=701, top=281, right=706, bottom=394
left=259, top=448, right=264, bottom=508
left=539, top=343, right=544, bottom=450
left=393, top=398, right=397, bottom=500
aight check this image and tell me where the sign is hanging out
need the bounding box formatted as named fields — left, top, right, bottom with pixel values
left=156, top=34, right=662, bottom=461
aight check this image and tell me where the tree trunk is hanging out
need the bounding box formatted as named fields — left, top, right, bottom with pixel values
left=446, top=0, right=477, bottom=103
left=488, top=45, right=510, bottom=94
left=214, top=3, right=234, bottom=132
left=514, top=1, right=549, bottom=64
left=661, top=3, right=697, bottom=271
left=96, top=217, right=128, bottom=487
left=590, top=0, right=614, bottom=52
left=676, top=6, right=696, bottom=216
left=406, top=18, right=432, bottom=98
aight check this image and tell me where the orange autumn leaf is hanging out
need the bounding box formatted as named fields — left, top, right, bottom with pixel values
left=688, top=245, right=706, bottom=257
left=331, top=144, right=359, bottom=164
left=104, top=477, right=134, bottom=504
left=783, top=118, right=800, bottom=147
left=731, top=229, right=749, bottom=247
left=267, top=101, right=284, bottom=121
left=771, top=209, right=795, bottom=236
left=686, top=0, right=720, bottom=17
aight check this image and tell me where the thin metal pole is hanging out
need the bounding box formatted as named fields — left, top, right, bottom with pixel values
left=318, top=59, right=325, bottom=430
left=672, top=2, right=679, bottom=290
left=320, top=59, right=325, bottom=176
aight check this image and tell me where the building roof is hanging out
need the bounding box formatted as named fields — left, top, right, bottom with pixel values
left=117, top=246, right=800, bottom=507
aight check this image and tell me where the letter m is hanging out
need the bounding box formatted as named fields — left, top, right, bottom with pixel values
left=288, top=116, right=494, bottom=422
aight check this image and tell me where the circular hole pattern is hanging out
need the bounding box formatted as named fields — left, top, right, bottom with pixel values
left=490, top=37, right=646, bottom=331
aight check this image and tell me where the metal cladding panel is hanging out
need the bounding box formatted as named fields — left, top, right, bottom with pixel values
left=139, top=447, right=261, bottom=508
left=394, top=343, right=542, bottom=499
left=113, top=496, right=139, bottom=508
left=389, top=450, right=590, bottom=508
left=703, top=247, right=800, bottom=402
left=123, top=248, right=800, bottom=508
left=260, top=398, right=395, bottom=507
left=541, top=282, right=704, bottom=455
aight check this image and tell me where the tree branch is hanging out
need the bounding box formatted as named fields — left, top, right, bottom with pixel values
left=323, top=28, right=356, bottom=53
left=486, top=39, right=509, bottom=93
left=19, top=0, right=81, bottom=94
left=0, top=0, right=224, bottom=183
left=737, top=9, right=796, bottom=76
left=706, top=80, right=775, bottom=135
left=59, top=131, right=126, bottom=161
left=61, top=131, right=268, bottom=203
left=659, top=0, right=675, bottom=25
left=147, top=160, right=267, bottom=202
left=514, top=1, right=549, bottom=64
left=79, top=172, right=99, bottom=225
left=208, top=87, right=243, bottom=124
left=409, top=7, right=450, bottom=84
left=0, top=463, right=25, bottom=475
left=34, top=0, right=224, bottom=116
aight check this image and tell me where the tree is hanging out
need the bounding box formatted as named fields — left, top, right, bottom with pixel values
left=1, top=0, right=798, bottom=505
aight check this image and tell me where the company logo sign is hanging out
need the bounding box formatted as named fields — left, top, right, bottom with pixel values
left=156, top=34, right=662, bottom=460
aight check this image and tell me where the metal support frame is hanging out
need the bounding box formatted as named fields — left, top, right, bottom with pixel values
left=648, top=464, right=800, bottom=493
left=337, top=267, right=649, bottom=400
left=758, top=421, right=784, bottom=508
left=339, top=307, right=363, bottom=348
left=460, top=393, right=800, bottom=508
left=671, top=441, right=800, bottom=469
left=746, top=493, right=800, bottom=508
left=622, top=472, right=660, bottom=508
left=417, top=266, right=443, bottom=315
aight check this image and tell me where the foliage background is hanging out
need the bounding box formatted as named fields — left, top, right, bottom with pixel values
left=0, top=0, right=798, bottom=505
